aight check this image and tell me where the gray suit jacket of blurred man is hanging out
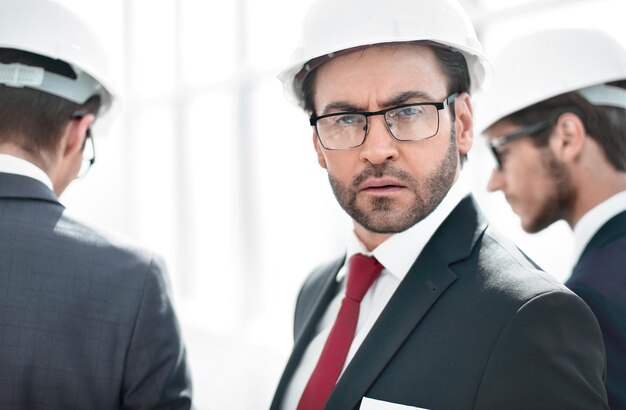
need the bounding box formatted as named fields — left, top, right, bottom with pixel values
left=271, top=196, right=609, bottom=410
left=0, top=172, right=192, bottom=409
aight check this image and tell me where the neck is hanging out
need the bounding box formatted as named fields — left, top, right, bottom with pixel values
left=353, top=224, right=392, bottom=252
left=0, top=142, right=64, bottom=195
left=570, top=168, right=626, bottom=228
left=565, top=136, right=626, bottom=227
left=0, top=143, right=51, bottom=172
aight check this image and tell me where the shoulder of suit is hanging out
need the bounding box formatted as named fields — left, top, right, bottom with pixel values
left=56, top=210, right=166, bottom=275
left=472, top=226, right=572, bottom=301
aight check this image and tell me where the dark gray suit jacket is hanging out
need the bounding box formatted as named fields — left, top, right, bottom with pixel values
left=271, top=196, right=608, bottom=410
left=567, top=210, right=626, bottom=410
left=0, top=172, right=192, bottom=409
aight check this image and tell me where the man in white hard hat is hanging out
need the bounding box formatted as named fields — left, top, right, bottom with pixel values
left=478, top=27, right=626, bottom=409
left=0, top=0, right=192, bottom=408
left=270, top=1, right=609, bottom=409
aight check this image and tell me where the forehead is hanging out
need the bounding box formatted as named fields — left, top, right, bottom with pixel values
left=313, top=43, right=448, bottom=105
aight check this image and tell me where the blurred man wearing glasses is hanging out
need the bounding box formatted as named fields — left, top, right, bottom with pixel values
left=478, top=27, right=626, bottom=409
left=270, top=0, right=608, bottom=409
left=0, top=0, right=191, bottom=408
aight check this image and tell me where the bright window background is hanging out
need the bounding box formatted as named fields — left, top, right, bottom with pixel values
left=53, top=0, right=625, bottom=408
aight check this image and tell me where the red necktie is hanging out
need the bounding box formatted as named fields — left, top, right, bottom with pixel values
left=297, top=254, right=384, bottom=410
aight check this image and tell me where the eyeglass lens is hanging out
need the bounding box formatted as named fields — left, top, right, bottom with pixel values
left=315, top=104, right=440, bottom=150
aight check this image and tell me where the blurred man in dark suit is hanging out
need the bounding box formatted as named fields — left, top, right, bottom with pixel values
left=478, top=27, right=626, bottom=409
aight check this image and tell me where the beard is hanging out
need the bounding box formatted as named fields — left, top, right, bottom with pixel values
left=328, top=133, right=459, bottom=234
left=524, top=148, right=575, bottom=233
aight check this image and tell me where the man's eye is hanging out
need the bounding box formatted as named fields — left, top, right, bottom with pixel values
left=334, top=114, right=362, bottom=125
left=391, top=106, right=424, bottom=119
left=496, top=148, right=510, bottom=162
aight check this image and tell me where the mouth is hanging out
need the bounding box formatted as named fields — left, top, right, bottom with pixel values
left=359, top=177, right=407, bottom=195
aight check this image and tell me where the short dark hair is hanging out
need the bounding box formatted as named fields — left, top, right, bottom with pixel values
left=503, top=80, right=626, bottom=172
left=0, top=48, right=101, bottom=155
left=300, top=41, right=471, bottom=116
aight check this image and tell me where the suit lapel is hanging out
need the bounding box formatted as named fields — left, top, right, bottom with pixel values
left=326, top=196, right=487, bottom=409
left=270, top=257, right=345, bottom=410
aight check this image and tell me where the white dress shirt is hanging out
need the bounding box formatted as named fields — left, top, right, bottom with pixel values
left=0, top=153, right=54, bottom=191
left=282, top=171, right=470, bottom=410
left=572, top=190, right=626, bottom=264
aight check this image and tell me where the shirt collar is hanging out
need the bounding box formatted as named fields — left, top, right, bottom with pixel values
left=342, top=170, right=470, bottom=282
left=573, top=189, right=626, bottom=263
left=0, top=153, right=54, bottom=191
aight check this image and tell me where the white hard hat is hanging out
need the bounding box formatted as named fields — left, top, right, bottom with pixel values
left=0, top=0, right=114, bottom=116
left=279, top=0, right=492, bottom=107
left=476, top=27, right=626, bottom=133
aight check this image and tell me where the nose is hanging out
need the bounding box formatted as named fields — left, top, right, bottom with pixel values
left=487, top=168, right=504, bottom=192
left=359, top=115, right=399, bottom=164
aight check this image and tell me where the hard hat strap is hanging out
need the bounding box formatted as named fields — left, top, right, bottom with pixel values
left=578, top=84, right=626, bottom=110
left=0, top=63, right=45, bottom=87
left=0, top=62, right=104, bottom=106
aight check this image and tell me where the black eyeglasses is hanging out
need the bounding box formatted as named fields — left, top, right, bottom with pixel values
left=71, top=111, right=96, bottom=178
left=309, top=92, right=459, bottom=150
left=79, top=129, right=95, bottom=178
left=488, top=120, right=552, bottom=169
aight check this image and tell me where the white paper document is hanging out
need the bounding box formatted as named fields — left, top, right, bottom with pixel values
left=359, top=397, right=430, bottom=410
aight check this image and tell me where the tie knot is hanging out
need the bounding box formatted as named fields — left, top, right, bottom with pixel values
left=346, top=254, right=383, bottom=302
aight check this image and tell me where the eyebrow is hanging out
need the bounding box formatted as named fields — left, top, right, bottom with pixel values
left=381, top=90, right=436, bottom=107
left=319, top=90, right=438, bottom=115
left=320, top=101, right=363, bottom=115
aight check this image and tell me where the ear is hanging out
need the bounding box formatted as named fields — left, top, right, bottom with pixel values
left=51, top=113, right=96, bottom=196
left=62, top=113, right=95, bottom=158
left=312, top=130, right=327, bottom=169
left=550, top=112, right=586, bottom=162
left=453, top=92, right=474, bottom=156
